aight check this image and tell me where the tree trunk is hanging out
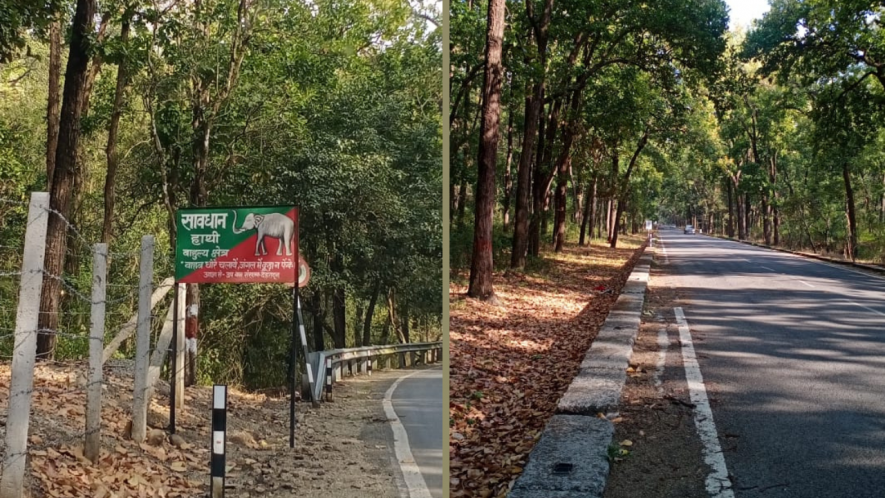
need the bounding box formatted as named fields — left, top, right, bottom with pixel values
left=102, top=17, right=131, bottom=245
left=362, top=280, right=381, bottom=347
left=510, top=81, right=540, bottom=268
left=456, top=178, right=468, bottom=225
left=388, top=288, right=401, bottom=343
left=553, top=98, right=582, bottom=251
left=842, top=162, right=858, bottom=261
left=771, top=154, right=779, bottom=245
left=573, top=171, right=583, bottom=225
left=467, top=0, right=505, bottom=301
left=400, top=304, right=410, bottom=344
left=311, top=293, right=325, bottom=351
left=610, top=129, right=649, bottom=249
left=726, top=179, right=735, bottom=237
left=502, top=100, right=515, bottom=231
left=353, top=304, right=364, bottom=347
left=762, top=191, right=771, bottom=245
left=579, top=177, right=596, bottom=246
left=37, top=0, right=97, bottom=359
left=332, top=287, right=346, bottom=348
left=46, top=17, right=61, bottom=188
left=880, top=174, right=885, bottom=224
left=744, top=192, right=751, bottom=239
left=553, top=156, right=570, bottom=251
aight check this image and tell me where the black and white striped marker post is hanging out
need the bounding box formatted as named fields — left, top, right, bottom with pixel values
left=325, top=357, right=333, bottom=401
left=210, top=385, right=227, bottom=498
left=367, top=356, right=372, bottom=376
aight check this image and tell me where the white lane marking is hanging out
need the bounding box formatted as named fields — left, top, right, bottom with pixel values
left=739, top=259, right=752, bottom=263
left=675, top=307, right=734, bottom=498
left=658, top=236, right=670, bottom=264
left=798, top=280, right=815, bottom=288
left=654, top=327, right=669, bottom=394
left=760, top=266, right=775, bottom=271
left=384, top=370, right=432, bottom=498
left=845, top=300, right=885, bottom=317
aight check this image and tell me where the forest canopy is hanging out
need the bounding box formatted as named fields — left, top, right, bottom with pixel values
left=452, top=0, right=884, bottom=301
left=0, top=0, right=442, bottom=389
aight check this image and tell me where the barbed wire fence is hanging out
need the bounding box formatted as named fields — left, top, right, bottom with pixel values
left=0, top=193, right=182, bottom=498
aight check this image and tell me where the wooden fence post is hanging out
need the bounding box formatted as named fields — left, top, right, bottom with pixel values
left=85, top=243, right=107, bottom=462
left=0, top=192, right=50, bottom=498
left=131, top=236, right=153, bottom=442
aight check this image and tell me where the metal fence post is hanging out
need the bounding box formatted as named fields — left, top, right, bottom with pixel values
left=0, top=192, right=49, bottom=498
left=85, top=243, right=107, bottom=463
left=131, top=235, right=153, bottom=443
left=175, top=282, right=185, bottom=411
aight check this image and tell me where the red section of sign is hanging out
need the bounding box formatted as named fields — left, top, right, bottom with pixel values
left=178, top=233, right=297, bottom=284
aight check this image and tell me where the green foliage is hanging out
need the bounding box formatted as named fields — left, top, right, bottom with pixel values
left=0, top=0, right=441, bottom=389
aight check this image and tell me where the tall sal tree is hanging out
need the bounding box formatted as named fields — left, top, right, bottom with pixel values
left=37, top=0, right=97, bottom=359
left=467, top=0, right=506, bottom=301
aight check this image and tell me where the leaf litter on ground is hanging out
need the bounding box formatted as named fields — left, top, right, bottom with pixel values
left=0, top=360, right=404, bottom=497
left=449, top=237, right=646, bottom=497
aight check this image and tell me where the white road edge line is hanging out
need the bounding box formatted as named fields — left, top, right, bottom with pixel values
left=674, top=307, right=734, bottom=498
left=714, top=234, right=885, bottom=283
left=760, top=266, right=775, bottom=271
left=798, top=280, right=815, bottom=288
left=846, top=300, right=885, bottom=317
left=654, top=326, right=669, bottom=394
left=384, top=370, right=432, bottom=498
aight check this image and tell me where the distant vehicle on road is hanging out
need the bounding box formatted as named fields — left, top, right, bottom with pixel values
left=684, top=225, right=695, bottom=234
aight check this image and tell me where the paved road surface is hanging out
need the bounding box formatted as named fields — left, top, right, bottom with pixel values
left=659, top=228, right=885, bottom=497
left=391, top=366, right=443, bottom=498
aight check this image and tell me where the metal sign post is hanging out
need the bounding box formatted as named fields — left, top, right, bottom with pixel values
left=170, top=283, right=179, bottom=434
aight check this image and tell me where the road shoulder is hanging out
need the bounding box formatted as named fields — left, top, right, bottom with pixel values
left=603, top=259, right=710, bottom=498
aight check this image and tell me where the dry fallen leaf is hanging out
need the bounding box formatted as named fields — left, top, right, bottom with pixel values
left=449, top=239, right=646, bottom=496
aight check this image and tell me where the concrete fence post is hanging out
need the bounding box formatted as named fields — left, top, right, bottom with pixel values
left=0, top=192, right=50, bottom=498
left=85, top=243, right=107, bottom=463
left=131, top=236, right=153, bottom=442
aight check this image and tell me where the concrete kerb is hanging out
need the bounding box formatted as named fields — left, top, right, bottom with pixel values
left=510, top=248, right=652, bottom=498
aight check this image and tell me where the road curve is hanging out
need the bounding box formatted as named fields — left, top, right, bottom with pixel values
left=388, top=366, right=443, bottom=498
left=659, top=228, right=885, bottom=498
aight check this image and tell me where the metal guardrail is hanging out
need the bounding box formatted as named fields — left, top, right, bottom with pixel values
left=309, top=341, right=442, bottom=402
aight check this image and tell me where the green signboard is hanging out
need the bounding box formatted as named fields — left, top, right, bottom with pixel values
left=175, top=206, right=299, bottom=284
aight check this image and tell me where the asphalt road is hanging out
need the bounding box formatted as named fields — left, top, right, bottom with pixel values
left=659, top=228, right=885, bottom=498
left=391, top=366, right=443, bottom=498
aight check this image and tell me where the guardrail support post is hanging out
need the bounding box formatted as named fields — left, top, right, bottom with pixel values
left=367, top=357, right=372, bottom=376
left=325, top=357, right=332, bottom=401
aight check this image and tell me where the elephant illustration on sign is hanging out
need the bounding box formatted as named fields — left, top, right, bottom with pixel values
left=231, top=211, right=295, bottom=256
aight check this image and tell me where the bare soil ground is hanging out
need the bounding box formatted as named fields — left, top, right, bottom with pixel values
left=603, top=256, right=710, bottom=498
left=0, top=360, right=408, bottom=497
left=449, top=237, right=646, bottom=498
